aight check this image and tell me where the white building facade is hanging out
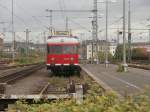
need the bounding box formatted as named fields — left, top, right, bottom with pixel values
left=82, top=40, right=117, bottom=60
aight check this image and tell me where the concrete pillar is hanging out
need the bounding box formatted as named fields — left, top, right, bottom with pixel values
left=75, top=84, right=83, bottom=104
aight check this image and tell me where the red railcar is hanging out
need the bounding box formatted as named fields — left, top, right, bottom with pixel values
left=46, top=36, right=81, bottom=75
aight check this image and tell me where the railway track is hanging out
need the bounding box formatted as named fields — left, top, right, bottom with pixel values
left=0, top=63, right=45, bottom=84
left=112, top=61, right=150, bottom=70
left=0, top=62, right=44, bottom=70
left=0, top=68, right=102, bottom=110
left=37, top=83, right=67, bottom=95
left=128, top=64, right=150, bottom=70
left=0, top=63, right=44, bottom=70
left=32, top=76, right=84, bottom=96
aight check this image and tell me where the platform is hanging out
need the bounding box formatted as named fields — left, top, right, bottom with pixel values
left=82, top=64, right=150, bottom=96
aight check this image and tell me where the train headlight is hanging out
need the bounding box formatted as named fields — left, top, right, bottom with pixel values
left=70, top=58, right=74, bottom=61
left=51, top=58, right=55, bottom=61
left=70, top=58, right=74, bottom=64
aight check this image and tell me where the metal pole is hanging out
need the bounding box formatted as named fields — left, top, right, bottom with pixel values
left=26, top=29, right=29, bottom=57
left=105, top=0, right=109, bottom=67
left=43, top=32, right=47, bottom=60
left=46, top=9, right=53, bottom=36
left=91, top=41, right=94, bottom=64
left=66, top=17, right=68, bottom=31
left=128, top=0, right=131, bottom=63
left=148, top=29, right=150, bottom=61
left=25, top=29, right=31, bottom=57
left=49, top=10, right=53, bottom=36
left=149, top=29, right=150, bottom=43
left=123, top=0, right=128, bottom=72
left=95, top=0, right=99, bottom=64
left=12, top=0, right=15, bottom=63
left=117, top=25, right=120, bottom=45
left=92, top=0, right=99, bottom=64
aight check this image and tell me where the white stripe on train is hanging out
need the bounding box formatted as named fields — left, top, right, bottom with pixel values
left=47, top=64, right=79, bottom=66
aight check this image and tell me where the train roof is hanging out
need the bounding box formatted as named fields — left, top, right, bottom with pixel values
left=47, top=36, right=79, bottom=44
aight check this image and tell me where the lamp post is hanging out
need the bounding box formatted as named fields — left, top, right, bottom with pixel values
left=146, top=26, right=150, bottom=61
left=105, top=0, right=109, bottom=68
left=122, top=0, right=128, bottom=72
left=103, top=0, right=117, bottom=67
left=12, top=0, right=15, bottom=63
left=128, top=0, right=132, bottom=63
left=92, top=0, right=99, bottom=64
left=149, top=29, right=150, bottom=61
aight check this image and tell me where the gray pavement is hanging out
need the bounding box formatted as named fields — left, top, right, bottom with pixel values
left=6, top=68, right=50, bottom=95
left=82, top=64, right=150, bottom=96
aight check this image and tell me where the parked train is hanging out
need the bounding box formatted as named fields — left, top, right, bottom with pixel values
left=46, top=35, right=81, bottom=75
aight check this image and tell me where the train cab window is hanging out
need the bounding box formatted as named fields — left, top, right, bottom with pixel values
left=52, top=46, right=62, bottom=54
left=63, top=45, right=77, bottom=54
left=48, top=45, right=62, bottom=54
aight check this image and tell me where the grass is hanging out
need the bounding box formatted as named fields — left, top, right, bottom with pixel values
left=117, top=64, right=124, bottom=72
left=10, top=57, right=45, bottom=66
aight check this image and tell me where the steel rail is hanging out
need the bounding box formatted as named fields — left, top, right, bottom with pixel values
left=0, top=64, right=45, bottom=84
left=39, top=83, right=50, bottom=95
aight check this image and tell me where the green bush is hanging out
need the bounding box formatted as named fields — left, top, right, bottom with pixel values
left=8, top=92, right=150, bottom=112
left=117, top=64, right=124, bottom=72
left=114, top=44, right=129, bottom=61
left=98, top=51, right=113, bottom=63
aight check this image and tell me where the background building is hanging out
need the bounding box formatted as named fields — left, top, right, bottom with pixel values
left=0, top=38, right=3, bottom=51
left=81, top=40, right=117, bottom=60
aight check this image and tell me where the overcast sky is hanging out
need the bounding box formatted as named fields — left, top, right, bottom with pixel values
left=0, top=0, right=150, bottom=43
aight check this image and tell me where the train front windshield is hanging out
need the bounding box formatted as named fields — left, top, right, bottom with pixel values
left=47, top=45, right=78, bottom=54
left=63, top=46, right=77, bottom=54
left=48, top=46, right=62, bottom=54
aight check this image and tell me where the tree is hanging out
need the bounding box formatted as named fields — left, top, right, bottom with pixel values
left=98, top=51, right=113, bottom=63
left=18, top=47, right=26, bottom=56
left=114, top=44, right=129, bottom=61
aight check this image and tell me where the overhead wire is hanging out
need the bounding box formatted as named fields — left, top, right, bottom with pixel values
left=0, top=1, right=49, bottom=32
left=98, top=17, right=123, bottom=32
left=62, top=0, right=69, bottom=29
left=0, top=3, right=27, bottom=27
left=69, top=18, right=91, bottom=32
left=32, top=16, right=48, bottom=30
left=15, top=2, right=48, bottom=31
left=58, top=0, right=68, bottom=29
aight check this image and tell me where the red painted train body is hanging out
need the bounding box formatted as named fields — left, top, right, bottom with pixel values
left=46, top=36, right=81, bottom=75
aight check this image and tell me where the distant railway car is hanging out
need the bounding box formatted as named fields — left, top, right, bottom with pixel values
left=46, top=36, right=81, bottom=75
